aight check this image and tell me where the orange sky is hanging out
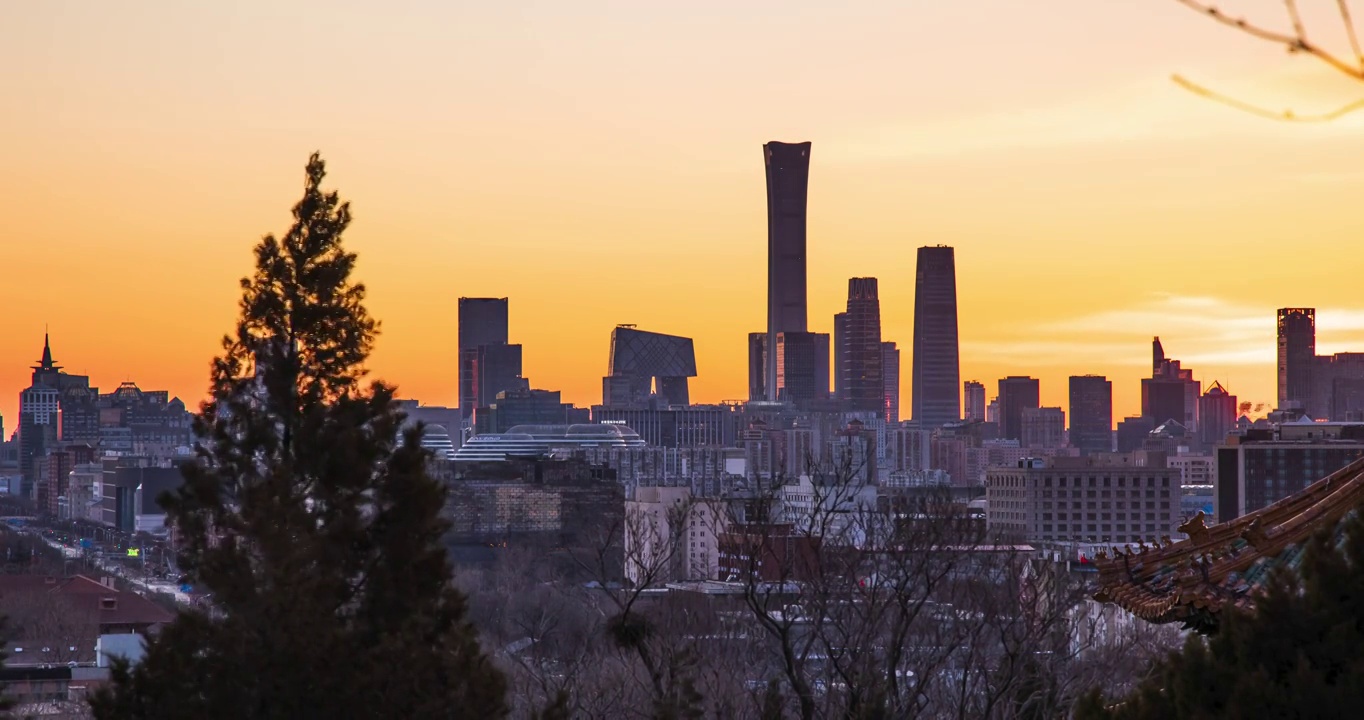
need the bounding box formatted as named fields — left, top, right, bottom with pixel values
left=4, top=1, right=1364, bottom=431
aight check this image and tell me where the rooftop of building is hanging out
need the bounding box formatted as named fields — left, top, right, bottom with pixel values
left=452, top=423, right=645, bottom=462
left=0, top=574, right=174, bottom=629
left=1093, top=456, right=1364, bottom=633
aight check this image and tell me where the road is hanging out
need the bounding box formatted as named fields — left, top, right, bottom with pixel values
left=2, top=509, right=194, bottom=606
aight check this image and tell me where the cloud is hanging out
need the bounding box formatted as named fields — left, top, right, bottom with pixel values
left=972, top=295, right=1364, bottom=370
left=828, top=64, right=1364, bottom=163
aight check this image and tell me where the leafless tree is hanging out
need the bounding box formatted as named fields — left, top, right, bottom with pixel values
left=1172, top=0, right=1364, bottom=119
left=719, top=449, right=1176, bottom=720
left=450, top=456, right=1186, bottom=719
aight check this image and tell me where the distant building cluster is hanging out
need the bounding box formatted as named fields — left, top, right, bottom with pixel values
left=9, top=142, right=1364, bottom=584
left=1, top=336, right=192, bottom=534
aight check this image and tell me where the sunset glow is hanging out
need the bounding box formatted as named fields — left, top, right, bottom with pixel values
left=5, top=0, right=1364, bottom=425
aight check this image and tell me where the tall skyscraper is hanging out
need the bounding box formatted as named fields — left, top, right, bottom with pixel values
left=882, top=341, right=900, bottom=424
left=19, top=335, right=69, bottom=496
left=1021, top=407, right=1065, bottom=449
left=963, top=381, right=987, bottom=422
left=1068, top=375, right=1113, bottom=454
left=997, top=376, right=1040, bottom=442
left=747, top=332, right=767, bottom=402
left=1143, top=337, right=1199, bottom=430
left=814, top=333, right=831, bottom=401
left=833, top=312, right=848, bottom=401
left=842, top=278, right=883, bottom=414
left=775, top=331, right=825, bottom=406
left=458, top=297, right=514, bottom=418
left=763, top=141, right=811, bottom=400
left=911, top=246, right=961, bottom=428
left=1199, top=381, right=1238, bottom=448
left=1278, top=308, right=1316, bottom=410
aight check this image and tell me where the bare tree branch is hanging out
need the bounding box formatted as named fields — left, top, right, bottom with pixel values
left=1173, top=0, right=1364, bottom=120
left=1339, top=0, right=1364, bottom=68
left=1172, top=73, right=1364, bottom=120
left=1175, top=0, right=1363, bottom=78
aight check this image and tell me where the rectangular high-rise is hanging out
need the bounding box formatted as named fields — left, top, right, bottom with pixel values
left=775, top=331, right=826, bottom=407
left=763, top=141, right=811, bottom=400
left=1144, top=338, right=1199, bottom=430
left=997, top=376, right=1040, bottom=442
left=1278, top=308, right=1315, bottom=411
left=833, top=312, right=848, bottom=401
left=747, top=332, right=767, bottom=402
left=1198, top=381, right=1237, bottom=448
left=882, top=341, right=901, bottom=424
left=911, top=246, right=961, bottom=428
left=963, top=381, right=987, bottom=422
left=1068, top=375, right=1113, bottom=454
left=458, top=298, right=510, bottom=418
left=842, top=278, right=883, bottom=414
left=1021, top=407, right=1065, bottom=450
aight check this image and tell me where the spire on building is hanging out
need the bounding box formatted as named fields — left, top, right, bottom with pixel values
left=33, top=332, right=60, bottom=372
left=1152, top=336, right=1165, bottom=376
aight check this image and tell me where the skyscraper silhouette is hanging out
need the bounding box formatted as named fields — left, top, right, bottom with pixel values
left=764, top=141, right=811, bottom=400
left=1068, top=375, right=1113, bottom=454
left=998, top=376, right=1040, bottom=442
left=458, top=297, right=516, bottom=419
left=1278, top=308, right=1315, bottom=410
left=882, top=341, right=900, bottom=424
left=911, top=246, right=961, bottom=427
left=963, top=380, right=987, bottom=421
left=842, top=278, right=883, bottom=414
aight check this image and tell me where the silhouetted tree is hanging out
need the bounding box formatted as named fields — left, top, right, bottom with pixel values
left=1077, top=505, right=1364, bottom=719
left=89, top=154, right=506, bottom=719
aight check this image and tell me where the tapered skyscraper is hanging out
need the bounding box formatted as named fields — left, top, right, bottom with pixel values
left=911, top=246, right=961, bottom=427
left=764, top=141, right=811, bottom=400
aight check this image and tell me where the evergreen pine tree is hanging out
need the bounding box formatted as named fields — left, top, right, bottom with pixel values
left=89, top=154, right=506, bottom=719
left=1077, top=505, right=1364, bottom=719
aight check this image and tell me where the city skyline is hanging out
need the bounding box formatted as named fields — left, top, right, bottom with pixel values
left=7, top=2, right=1364, bottom=426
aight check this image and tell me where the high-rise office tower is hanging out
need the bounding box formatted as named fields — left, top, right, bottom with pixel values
left=1278, top=308, right=1315, bottom=410
left=1143, top=337, right=1199, bottom=430
left=1198, top=381, right=1238, bottom=448
left=747, top=332, right=767, bottom=402
left=1021, top=407, right=1066, bottom=449
left=476, top=343, right=525, bottom=408
left=997, top=376, right=1040, bottom=442
left=833, top=312, right=848, bottom=401
left=911, top=246, right=961, bottom=428
left=842, top=278, right=883, bottom=414
left=775, top=331, right=826, bottom=406
left=882, top=341, right=900, bottom=424
left=963, top=381, right=987, bottom=422
left=1068, top=375, right=1113, bottom=454
left=763, top=141, right=811, bottom=400
left=458, top=298, right=515, bottom=418
left=814, top=333, right=831, bottom=401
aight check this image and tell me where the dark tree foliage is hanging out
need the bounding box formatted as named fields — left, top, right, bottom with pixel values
left=1078, top=506, right=1364, bottom=720
left=89, top=154, right=506, bottom=719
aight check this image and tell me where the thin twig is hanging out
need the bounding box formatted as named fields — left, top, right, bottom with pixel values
left=1172, top=74, right=1364, bottom=121
left=1286, top=0, right=1307, bottom=42
left=1175, top=0, right=1364, bottom=80
left=1338, top=0, right=1364, bottom=71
